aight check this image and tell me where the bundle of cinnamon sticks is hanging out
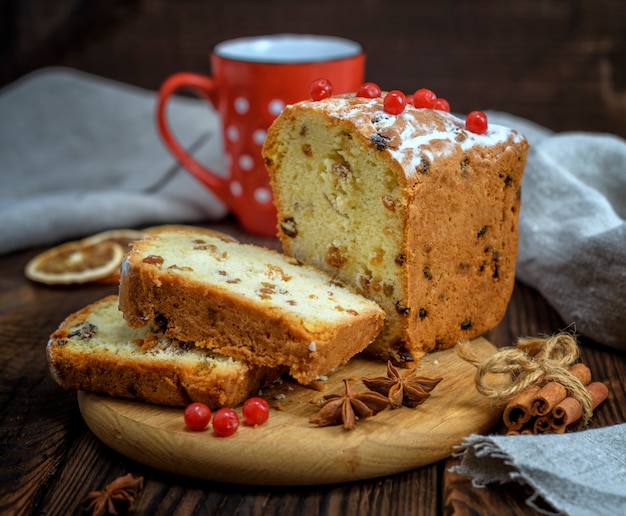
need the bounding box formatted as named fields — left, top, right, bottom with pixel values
left=503, top=363, right=609, bottom=435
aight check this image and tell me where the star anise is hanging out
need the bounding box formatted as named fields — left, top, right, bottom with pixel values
left=81, top=473, right=144, bottom=516
left=362, top=361, right=442, bottom=409
left=310, top=379, right=389, bottom=430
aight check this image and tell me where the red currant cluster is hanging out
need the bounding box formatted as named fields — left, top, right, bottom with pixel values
left=183, top=397, right=270, bottom=437
left=308, top=79, right=488, bottom=135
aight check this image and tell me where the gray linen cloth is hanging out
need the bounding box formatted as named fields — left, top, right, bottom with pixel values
left=2, top=69, right=624, bottom=514
left=1, top=69, right=624, bottom=352
left=452, top=114, right=626, bottom=515
left=452, top=423, right=626, bottom=516
left=0, top=67, right=227, bottom=255
left=488, top=112, right=626, bottom=352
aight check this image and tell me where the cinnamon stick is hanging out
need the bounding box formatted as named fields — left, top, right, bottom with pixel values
left=531, top=382, right=568, bottom=416
left=550, top=396, right=581, bottom=433
left=550, top=382, right=609, bottom=432
left=506, top=426, right=535, bottom=436
left=530, top=363, right=592, bottom=416
left=503, top=384, right=541, bottom=431
left=533, top=415, right=553, bottom=434
left=569, top=363, right=592, bottom=385
left=502, top=362, right=595, bottom=434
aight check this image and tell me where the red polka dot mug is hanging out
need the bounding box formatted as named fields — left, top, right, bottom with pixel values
left=156, top=34, right=365, bottom=237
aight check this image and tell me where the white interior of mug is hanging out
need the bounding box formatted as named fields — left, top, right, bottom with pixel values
left=214, top=34, right=362, bottom=64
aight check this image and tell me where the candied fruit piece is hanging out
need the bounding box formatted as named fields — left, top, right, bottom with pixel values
left=324, top=245, right=346, bottom=268
left=280, top=218, right=298, bottom=238
left=382, top=195, right=396, bottom=212
left=154, top=313, right=169, bottom=333
left=68, top=322, right=97, bottom=340
left=395, top=301, right=410, bottom=316
left=266, top=264, right=292, bottom=282
left=371, top=133, right=391, bottom=150
left=383, top=283, right=394, bottom=297
left=331, top=162, right=350, bottom=179
left=142, top=255, right=163, bottom=265
left=193, top=243, right=227, bottom=260
left=168, top=264, right=193, bottom=271
left=416, top=158, right=430, bottom=175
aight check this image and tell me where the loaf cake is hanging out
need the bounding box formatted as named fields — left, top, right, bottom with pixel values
left=118, top=227, right=385, bottom=384
left=262, top=92, right=529, bottom=364
left=47, top=295, right=279, bottom=407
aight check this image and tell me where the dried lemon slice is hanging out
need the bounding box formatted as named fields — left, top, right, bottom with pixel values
left=82, top=228, right=146, bottom=250
left=25, top=239, right=125, bottom=285
left=143, top=224, right=238, bottom=242
left=83, top=228, right=147, bottom=284
left=82, top=229, right=146, bottom=284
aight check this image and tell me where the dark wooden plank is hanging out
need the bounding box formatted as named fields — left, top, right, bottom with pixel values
left=2, top=224, right=625, bottom=515
left=4, top=0, right=624, bottom=137
left=1, top=1, right=626, bottom=513
left=443, top=456, right=548, bottom=515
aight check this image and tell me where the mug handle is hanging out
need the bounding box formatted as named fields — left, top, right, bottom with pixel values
left=156, top=72, right=231, bottom=208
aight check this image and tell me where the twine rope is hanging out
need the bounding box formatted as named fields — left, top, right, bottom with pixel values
left=457, top=332, right=594, bottom=425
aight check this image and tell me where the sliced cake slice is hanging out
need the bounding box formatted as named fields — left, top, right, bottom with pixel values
left=118, top=228, right=385, bottom=384
left=47, top=295, right=279, bottom=407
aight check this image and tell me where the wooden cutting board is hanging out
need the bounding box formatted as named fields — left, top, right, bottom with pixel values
left=78, top=337, right=502, bottom=486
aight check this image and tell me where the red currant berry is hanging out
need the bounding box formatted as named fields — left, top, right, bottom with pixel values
left=242, top=397, right=270, bottom=426
left=434, top=98, right=450, bottom=112
left=183, top=402, right=211, bottom=431
left=383, top=90, right=406, bottom=115
left=356, top=82, right=382, bottom=98
left=405, top=94, right=414, bottom=106
left=413, top=88, right=437, bottom=109
left=310, top=78, right=333, bottom=101
left=212, top=407, right=239, bottom=437
left=466, top=110, right=488, bottom=134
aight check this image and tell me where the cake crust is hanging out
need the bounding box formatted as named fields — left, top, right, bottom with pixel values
left=47, top=295, right=280, bottom=407
left=118, top=228, right=385, bottom=384
left=263, top=94, right=529, bottom=363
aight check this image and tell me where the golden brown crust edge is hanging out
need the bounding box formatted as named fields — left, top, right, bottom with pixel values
left=118, top=257, right=385, bottom=384
left=117, top=231, right=385, bottom=384
left=263, top=101, right=529, bottom=365
left=46, top=295, right=280, bottom=408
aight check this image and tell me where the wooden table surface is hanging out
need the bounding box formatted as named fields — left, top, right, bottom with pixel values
left=1, top=218, right=624, bottom=515
left=1, top=1, right=625, bottom=514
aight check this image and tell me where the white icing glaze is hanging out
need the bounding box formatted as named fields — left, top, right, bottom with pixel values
left=294, top=95, right=525, bottom=177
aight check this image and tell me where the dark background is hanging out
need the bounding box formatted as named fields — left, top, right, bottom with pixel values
left=1, top=3, right=625, bottom=514
left=1, top=0, right=625, bottom=137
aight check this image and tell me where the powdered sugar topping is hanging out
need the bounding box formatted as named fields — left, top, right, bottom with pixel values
left=300, top=95, right=525, bottom=177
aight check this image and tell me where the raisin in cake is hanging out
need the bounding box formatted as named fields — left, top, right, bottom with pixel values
left=118, top=228, right=385, bottom=384
left=262, top=93, right=529, bottom=364
left=47, top=295, right=279, bottom=407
